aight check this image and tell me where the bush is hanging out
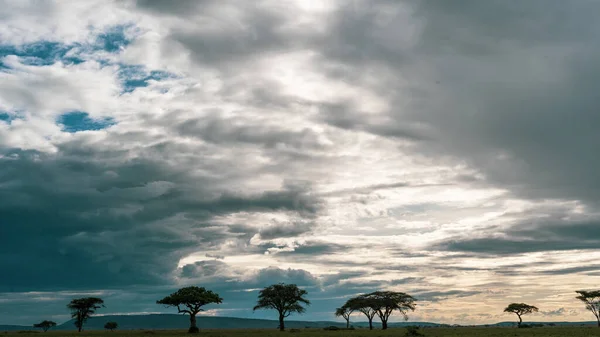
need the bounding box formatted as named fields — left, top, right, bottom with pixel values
left=405, top=326, right=425, bottom=337
left=188, top=326, right=200, bottom=333
left=323, top=326, right=340, bottom=330
left=104, top=321, right=118, bottom=331
left=518, top=324, right=532, bottom=328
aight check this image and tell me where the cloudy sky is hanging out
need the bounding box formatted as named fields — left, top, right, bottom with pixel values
left=2, top=0, right=600, bottom=326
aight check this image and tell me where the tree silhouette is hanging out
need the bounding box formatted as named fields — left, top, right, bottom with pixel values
left=576, top=290, right=600, bottom=327
left=253, top=283, right=310, bottom=331
left=335, top=305, right=354, bottom=328
left=157, top=286, right=222, bottom=333
left=33, top=320, right=56, bottom=332
left=364, top=291, right=417, bottom=330
left=104, top=321, right=118, bottom=331
left=503, top=303, right=538, bottom=327
left=344, top=296, right=377, bottom=330
left=67, top=297, right=104, bottom=332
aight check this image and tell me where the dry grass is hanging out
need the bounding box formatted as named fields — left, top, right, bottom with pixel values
left=5, top=326, right=600, bottom=337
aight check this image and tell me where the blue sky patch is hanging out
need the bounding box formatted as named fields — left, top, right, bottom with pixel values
left=0, top=25, right=135, bottom=70
left=0, top=110, right=23, bottom=124
left=95, top=25, right=134, bottom=53
left=118, top=64, right=175, bottom=93
left=57, top=111, right=115, bottom=133
left=0, top=42, right=83, bottom=68
left=0, top=112, right=12, bottom=123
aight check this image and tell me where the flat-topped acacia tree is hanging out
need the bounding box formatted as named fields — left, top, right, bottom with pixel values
left=344, top=296, right=377, bottom=330
left=67, top=297, right=104, bottom=332
left=253, top=283, right=310, bottom=331
left=576, top=290, right=600, bottom=327
left=157, top=286, right=223, bottom=333
left=504, top=303, right=539, bottom=327
left=335, top=305, right=354, bottom=328
left=364, top=291, right=417, bottom=330
left=33, top=320, right=56, bottom=332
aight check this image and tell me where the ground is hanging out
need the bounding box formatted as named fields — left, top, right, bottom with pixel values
left=6, top=327, right=600, bottom=337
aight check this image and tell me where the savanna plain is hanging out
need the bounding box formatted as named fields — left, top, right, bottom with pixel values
left=6, top=328, right=600, bottom=337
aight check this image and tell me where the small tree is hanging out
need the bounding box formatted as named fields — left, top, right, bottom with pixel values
left=344, top=296, right=377, bottom=330
left=67, top=297, right=104, bottom=332
left=576, top=290, right=600, bottom=327
left=104, top=321, right=118, bottom=331
left=157, top=286, right=222, bottom=333
left=504, top=303, right=539, bottom=327
left=33, top=320, right=56, bottom=332
left=253, top=283, right=310, bottom=331
left=335, top=305, right=354, bottom=328
left=365, top=291, right=417, bottom=330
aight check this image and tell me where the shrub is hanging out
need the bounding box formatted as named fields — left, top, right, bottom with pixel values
left=405, top=326, right=425, bottom=337
left=323, top=326, right=340, bottom=330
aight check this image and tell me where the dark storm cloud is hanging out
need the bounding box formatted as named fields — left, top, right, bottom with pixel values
left=256, top=221, right=315, bottom=240
left=135, top=0, right=304, bottom=69
left=413, top=290, right=481, bottom=302
left=409, top=1, right=600, bottom=204
left=537, top=265, right=600, bottom=276
left=175, top=115, right=328, bottom=151
left=179, top=260, right=227, bottom=279
left=300, top=0, right=600, bottom=205
left=0, top=142, right=322, bottom=292
left=434, top=216, right=600, bottom=255
left=134, top=0, right=202, bottom=16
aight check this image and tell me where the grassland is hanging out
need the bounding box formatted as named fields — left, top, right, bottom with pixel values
left=5, top=327, right=600, bottom=337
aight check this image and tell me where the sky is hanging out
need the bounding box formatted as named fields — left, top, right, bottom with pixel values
left=1, top=0, right=600, bottom=327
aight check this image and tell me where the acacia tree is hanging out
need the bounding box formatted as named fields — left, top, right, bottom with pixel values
left=344, top=296, right=377, bottom=330
left=365, top=291, right=417, bottom=330
left=33, top=320, right=56, bottom=332
left=576, top=290, right=600, bottom=327
left=503, top=303, right=539, bottom=327
left=335, top=305, right=354, bottom=328
left=104, top=321, right=118, bottom=331
left=157, top=286, right=223, bottom=333
left=67, top=297, right=104, bottom=332
left=253, top=283, right=310, bottom=331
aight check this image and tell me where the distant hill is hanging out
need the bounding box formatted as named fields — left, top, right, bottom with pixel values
left=2, top=315, right=598, bottom=331
left=0, top=325, right=35, bottom=331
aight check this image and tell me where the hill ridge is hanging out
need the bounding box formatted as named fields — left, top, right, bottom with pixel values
left=1, top=314, right=598, bottom=331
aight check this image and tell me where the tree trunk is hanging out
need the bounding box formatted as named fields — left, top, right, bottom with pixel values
left=382, top=319, right=388, bottom=330
left=596, top=316, right=599, bottom=327
left=346, top=318, right=349, bottom=329
left=368, top=317, right=373, bottom=330
left=188, top=314, right=199, bottom=333
left=517, top=314, right=522, bottom=327
left=279, top=315, right=285, bottom=331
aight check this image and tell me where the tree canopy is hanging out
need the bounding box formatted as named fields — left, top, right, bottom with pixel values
left=576, top=290, right=600, bottom=327
left=503, top=303, right=539, bottom=327
left=157, top=286, right=222, bottom=333
left=253, top=283, right=310, bottom=331
left=33, top=320, right=56, bottom=332
left=363, top=291, right=417, bottom=330
left=343, top=291, right=416, bottom=330
left=67, top=297, right=104, bottom=332
left=104, top=321, right=118, bottom=331
left=344, top=296, right=378, bottom=330
left=335, top=305, right=354, bottom=328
